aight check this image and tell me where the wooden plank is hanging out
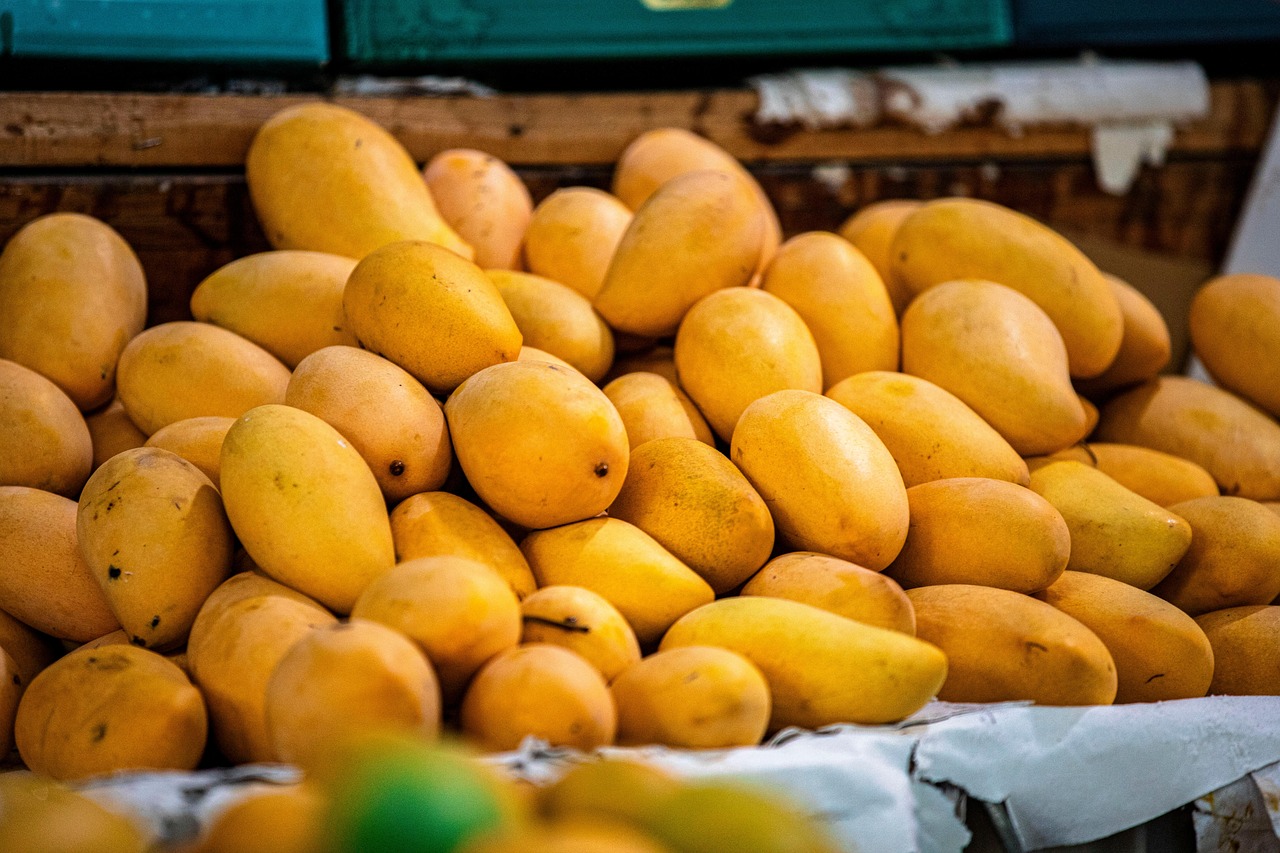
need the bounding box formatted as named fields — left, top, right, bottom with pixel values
left=0, top=81, right=1273, bottom=169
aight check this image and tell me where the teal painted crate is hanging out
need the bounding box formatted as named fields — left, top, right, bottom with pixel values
left=1013, top=0, right=1280, bottom=46
left=342, top=0, right=1012, bottom=64
left=2, top=0, right=328, bottom=63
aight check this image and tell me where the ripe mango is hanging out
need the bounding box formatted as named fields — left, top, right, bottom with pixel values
left=636, top=781, right=842, bottom=853
left=85, top=398, right=147, bottom=472
left=185, top=570, right=320, bottom=653
left=0, top=609, right=57, bottom=687
left=838, top=200, right=921, bottom=315
left=0, top=774, right=147, bottom=853
left=731, top=390, right=908, bottom=570
left=1189, top=273, right=1280, bottom=417
left=538, top=759, right=679, bottom=827
left=1037, top=442, right=1220, bottom=508
left=602, top=372, right=714, bottom=449
left=1075, top=275, right=1172, bottom=396
left=488, top=270, right=614, bottom=383
left=0, top=213, right=146, bottom=411
left=0, top=358, right=92, bottom=495
left=1195, top=606, right=1280, bottom=695
left=520, top=585, right=641, bottom=681
left=523, top=187, right=632, bottom=300
left=424, top=149, right=532, bottom=270
left=742, top=552, right=915, bottom=634
left=191, top=784, right=324, bottom=853
left=143, top=416, right=235, bottom=487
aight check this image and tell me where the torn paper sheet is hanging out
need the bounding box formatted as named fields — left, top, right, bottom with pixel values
left=332, top=75, right=497, bottom=97
left=1195, top=766, right=1280, bottom=853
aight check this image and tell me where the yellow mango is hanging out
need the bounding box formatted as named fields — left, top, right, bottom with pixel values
left=0, top=213, right=146, bottom=411
left=1264, top=501, right=1280, bottom=517
left=187, top=592, right=335, bottom=763
left=190, top=251, right=359, bottom=368
left=761, top=231, right=899, bottom=387
left=1096, top=376, right=1280, bottom=500
left=445, top=361, right=628, bottom=529
left=742, top=552, right=915, bottom=635
left=608, top=437, right=773, bottom=594
left=1079, top=394, right=1099, bottom=437
left=633, top=782, right=843, bottom=853
left=523, top=187, right=633, bottom=300
left=521, top=517, right=714, bottom=646
left=826, top=371, right=1029, bottom=487
left=0, top=487, right=117, bottom=641
left=1195, top=606, right=1280, bottom=695
left=520, top=585, right=641, bottom=681
left=538, top=759, right=679, bottom=826
left=390, top=491, right=536, bottom=599
left=144, top=416, right=235, bottom=487
left=1039, top=442, right=1219, bottom=507
left=265, top=620, right=441, bottom=767
left=887, top=478, right=1070, bottom=594
left=488, top=270, right=615, bottom=383
left=15, top=644, right=206, bottom=780
left=890, top=198, right=1122, bottom=378
left=116, top=322, right=290, bottom=436
left=192, top=784, right=324, bottom=853
left=424, top=149, right=532, bottom=270
left=85, top=398, right=147, bottom=472
left=77, top=447, right=233, bottom=649
left=286, top=346, right=451, bottom=502
left=908, top=584, right=1117, bottom=705
left=838, top=200, right=922, bottom=315
left=606, top=345, right=679, bottom=386
left=1152, top=496, right=1280, bottom=615
left=0, top=774, right=147, bottom=853
left=1036, top=571, right=1213, bottom=703
left=602, top=372, right=714, bottom=449
left=460, top=644, right=616, bottom=751
left=220, top=404, right=395, bottom=613
left=352, top=556, right=521, bottom=701
left=1190, top=273, right=1280, bottom=417
left=903, top=280, right=1088, bottom=455
left=343, top=240, right=521, bottom=394
left=0, top=609, right=57, bottom=687
left=186, top=570, right=321, bottom=652
left=246, top=102, right=471, bottom=260
left=674, top=288, right=823, bottom=441
left=661, top=597, right=945, bottom=728
left=0, top=648, right=20, bottom=756
left=1075, top=275, right=1172, bottom=396
left=595, top=170, right=765, bottom=337
left=731, top=390, right=908, bottom=570
left=0, top=358, right=92, bottom=495
left=611, top=646, right=769, bottom=749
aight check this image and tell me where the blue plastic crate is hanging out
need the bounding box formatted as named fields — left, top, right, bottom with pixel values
left=1014, top=0, right=1280, bottom=47
left=2, top=0, right=329, bottom=63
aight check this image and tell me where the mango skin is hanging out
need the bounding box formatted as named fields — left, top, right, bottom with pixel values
left=602, top=372, right=714, bottom=449
left=0, top=487, right=118, bottom=641
left=246, top=102, right=471, bottom=260
left=661, top=596, right=946, bottom=729
left=1096, top=376, right=1280, bottom=500
left=0, top=358, right=93, bottom=496
left=0, top=609, right=58, bottom=687
left=488, top=270, right=615, bottom=383
left=1039, top=443, right=1220, bottom=508
left=907, top=584, right=1117, bottom=706
left=115, top=322, right=291, bottom=436
left=1190, top=273, right=1280, bottom=417
left=743, top=552, right=915, bottom=635
left=185, top=570, right=322, bottom=654
left=1075, top=275, right=1172, bottom=396
left=519, top=585, right=641, bottom=682
left=731, top=390, right=909, bottom=571
left=523, top=187, right=632, bottom=300
left=838, top=200, right=922, bottom=316
left=890, top=198, right=1122, bottom=378
left=144, top=416, right=235, bottom=488
left=1195, top=606, right=1280, bottom=695
left=15, top=644, right=207, bottom=781
left=1036, top=571, right=1213, bottom=703
left=85, top=398, right=147, bottom=472
left=0, top=774, right=148, bottom=853
left=190, top=250, right=359, bottom=368
left=424, top=149, right=532, bottom=270
left=77, top=447, right=233, bottom=650
left=191, top=785, right=324, bottom=853
left=220, top=404, right=396, bottom=614
left=0, top=213, right=146, bottom=411
left=827, top=371, right=1029, bottom=488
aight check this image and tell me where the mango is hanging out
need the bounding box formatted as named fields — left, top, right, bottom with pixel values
left=602, top=372, right=714, bottom=449
left=611, top=646, right=769, bottom=749
left=0, top=648, right=20, bottom=757
left=143, top=416, right=235, bottom=487
left=1079, top=394, right=1099, bottom=437
left=85, top=398, right=147, bottom=472
left=826, top=371, right=1029, bottom=487
left=115, top=322, right=290, bottom=436
left=838, top=200, right=922, bottom=315
left=460, top=644, right=616, bottom=751
left=185, top=570, right=321, bottom=653
left=538, top=759, right=679, bottom=826
left=609, top=438, right=773, bottom=594
left=189, top=250, right=359, bottom=368
left=907, top=584, right=1117, bottom=705
left=742, top=552, right=915, bottom=634
left=0, top=773, right=147, bottom=853
left=901, top=279, right=1088, bottom=456
left=1265, top=501, right=1280, bottom=518
left=15, top=644, right=206, bottom=780
left=1075, top=275, right=1172, bottom=396
left=390, top=491, right=537, bottom=599
left=1097, top=376, right=1280, bottom=500
left=246, top=102, right=470, bottom=260
left=607, top=346, right=679, bottom=386
left=265, top=620, right=441, bottom=767
left=0, top=609, right=57, bottom=687
left=1195, top=606, right=1280, bottom=695
left=638, top=782, right=841, bottom=853
left=1038, top=442, right=1219, bottom=507
left=343, top=240, right=522, bottom=394
left=488, top=270, right=614, bottom=383
left=522, top=517, right=714, bottom=647
left=191, top=784, right=324, bottom=853
left=1189, top=273, right=1280, bottom=417
left=220, top=404, right=395, bottom=613
left=77, top=447, right=233, bottom=649
left=1036, top=571, right=1213, bottom=703
left=520, top=585, right=641, bottom=681
left=351, top=556, right=521, bottom=701
left=662, top=597, right=945, bottom=728
left=424, top=149, right=532, bottom=270
left=890, top=198, right=1122, bottom=378
left=1152, top=496, right=1280, bottom=615
left=761, top=231, right=899, bottom=387
left=446, top=361, right=628, bottom=529
left=0, top=213, right=146, bottom=411
left=523, top=187, right=633, bottom=300
left=595, top=170, right=765, bottom=337
left=0, top=487, right=117, bottom=641
left=0, top=358, right=92, bottom=495
left=731, top=390, right=908, bottom=570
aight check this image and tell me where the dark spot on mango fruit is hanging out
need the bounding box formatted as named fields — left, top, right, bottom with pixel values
left=92, top=723, right=107, bottom=743
left=389, top=460, right=406, bottom=477
left=108, top=565, right=122, bottom=580
left=150, top=615, right=161, bottom=629
left=594, top=463, right=609, bottom=478
left=130, top=636, right=147, bottom=647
